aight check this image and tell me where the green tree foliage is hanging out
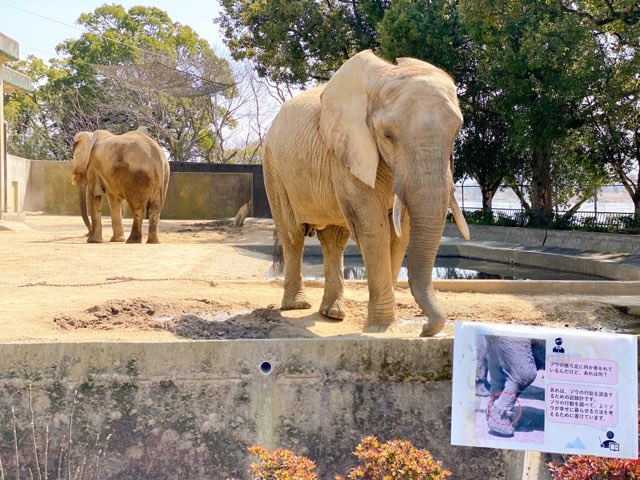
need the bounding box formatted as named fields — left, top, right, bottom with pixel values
left=558, top=1, right=640, bottom=218
left=218, top=0, right=389, bottom=86
left=4, top=57, right=71, bottom=160
left=220, top=0, right=636, bottom=217
left=377, top=0, right=518, bottom=213
left=460, top=0, right=611, bottom=218
left=6, top=4, right=235, bottom=162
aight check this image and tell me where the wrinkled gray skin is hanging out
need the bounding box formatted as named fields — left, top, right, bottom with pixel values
left=263, top=50, right=469, bottom=336
left=72, top=130, right=170, bottom=244
left=475, top=334, right=490, bottom=397
left=484, top=335, right=546, bottom=436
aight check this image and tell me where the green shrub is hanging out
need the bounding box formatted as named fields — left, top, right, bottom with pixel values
left=337, top=436, right=451, bottom=480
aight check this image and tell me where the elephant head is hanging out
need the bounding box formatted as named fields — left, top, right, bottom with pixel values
left=71, top=130, right=113, bottom=232
left=319, top=50, right=469, bottom=336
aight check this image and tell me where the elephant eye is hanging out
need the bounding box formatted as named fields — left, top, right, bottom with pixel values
left=383, top=129, right=395, bottom=141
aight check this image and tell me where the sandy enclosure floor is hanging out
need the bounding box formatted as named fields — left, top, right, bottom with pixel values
left=0, top=215, right=638, bottom=343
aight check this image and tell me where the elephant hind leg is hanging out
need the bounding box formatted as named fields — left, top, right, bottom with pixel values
left=317, top=225, right=350, bottom=319
left=107, top=193, right=126, bottom=242
left=279, top=228, right=311, bottom=310
left=126, top=207, right=144, bottom=244
left=147, top=202, right=162, bottom=244
left=264, top=168, right=310, bottom=311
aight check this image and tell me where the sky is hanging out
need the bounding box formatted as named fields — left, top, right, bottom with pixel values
left=0, top=0, right=226, bottom=62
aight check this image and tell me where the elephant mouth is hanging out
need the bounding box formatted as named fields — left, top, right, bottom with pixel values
left=392, top=191, right=470, bottom=240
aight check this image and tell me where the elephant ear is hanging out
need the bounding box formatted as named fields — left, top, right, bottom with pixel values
left=319, top=50, right=390, bottom=188
left=72, top=130, right=113, bottom=175
left=71, top=132, right=96, bottom=175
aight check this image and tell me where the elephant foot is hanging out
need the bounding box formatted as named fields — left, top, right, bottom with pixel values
left=110, top=235, right=125, bottom=242
left=363, top=322, right=392, bottom=333
left=281, top=293, right=312, bottom=310
left=319, top=297, right=345, bottom=320
left=87, top=236, right=104, bottom=243
left=126, top=235, right=143, bottom=244
left=486, top=402, right=516, bottom=437
left=362, top=321, right=393, bottom=333
left=147, top=236, right=160, bottom=244
left=475, top=380, right=491, bottom=397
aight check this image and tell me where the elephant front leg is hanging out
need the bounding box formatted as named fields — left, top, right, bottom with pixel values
left=107, top=193, right=125, bottom=242
left=342, top=202, right=396, bottom=331
left=279, top=227, right=311, bottom=310
left=317, top=225, right=350, bottom=319
left=126, top=208, right=144, bottom=244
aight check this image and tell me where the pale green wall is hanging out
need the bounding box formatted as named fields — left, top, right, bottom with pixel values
left=21, top=159, right=253, bottom=220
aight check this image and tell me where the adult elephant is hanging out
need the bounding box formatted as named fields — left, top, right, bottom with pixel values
left=484, top=335, right=546, bottom=437
left=263, top=50, right=470, bottom=336
left=71, top=130, right=170, bottom=244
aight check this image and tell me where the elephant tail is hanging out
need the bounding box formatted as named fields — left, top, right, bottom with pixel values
left=272, top=230, right=284, bottom=275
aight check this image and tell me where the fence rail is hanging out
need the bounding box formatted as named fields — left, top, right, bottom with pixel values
left=459, top=207, right=638, bottom=231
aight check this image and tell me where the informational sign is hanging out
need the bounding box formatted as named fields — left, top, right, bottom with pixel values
left=450, top=321, right=638, bottom=459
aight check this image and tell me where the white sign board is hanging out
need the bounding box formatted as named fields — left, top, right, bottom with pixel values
left=451, top=321, right=638, bottom=459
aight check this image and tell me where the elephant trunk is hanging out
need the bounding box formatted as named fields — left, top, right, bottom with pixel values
left=74, top=174, right=91, bottom=232
left=404, top=176, right=450, bottom=337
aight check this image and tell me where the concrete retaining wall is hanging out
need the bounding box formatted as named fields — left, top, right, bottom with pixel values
left=0, top=339, right=531, bottom=480
left=19, top=159, right=256, bottom=220
left=442, top=224, right=640, bottom=280
left=444, top=224, right=640, bottom=255
left=5, top=154, right=30, bottom=213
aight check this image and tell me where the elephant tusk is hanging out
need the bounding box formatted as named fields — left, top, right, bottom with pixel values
left=71, top=173, right=77, bottom=186
left=450, top=190, right=470, bottom=240
left=392, top=194, right=405, bottom=237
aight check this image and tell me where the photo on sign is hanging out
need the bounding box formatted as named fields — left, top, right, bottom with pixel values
left=474, top=334, right=546, bottom=443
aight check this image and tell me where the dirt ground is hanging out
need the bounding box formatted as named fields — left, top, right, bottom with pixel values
left=0, top=215, right=638, bottom=343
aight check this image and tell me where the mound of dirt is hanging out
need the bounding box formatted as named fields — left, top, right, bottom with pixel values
left=53, top=298, right=315, bottom=339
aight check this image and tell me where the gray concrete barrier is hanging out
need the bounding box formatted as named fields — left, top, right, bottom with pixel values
left=444, top=224, right=640, bottom=255
left=0, top=339, right=536, bottom=480
left=20, top=160, right=254, bottom=220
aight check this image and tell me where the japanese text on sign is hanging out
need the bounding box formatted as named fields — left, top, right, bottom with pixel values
left=547, top=355, right=617, bottom=385
left=548, top=383, right=617, bottom=429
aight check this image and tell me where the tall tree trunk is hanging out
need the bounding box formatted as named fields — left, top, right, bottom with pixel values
left=480, top=176, right=503, bottom=214
left=530, top=144, right=554, bottom=224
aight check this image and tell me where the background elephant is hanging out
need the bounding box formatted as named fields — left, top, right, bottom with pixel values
left=71, top=130, right=170, bottom=244
left=263, top=50, right=469, bottom=336
left=483, top=335, right=546, bottom=436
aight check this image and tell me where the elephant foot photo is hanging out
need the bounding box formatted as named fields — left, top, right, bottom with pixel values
left=126, top=235, right=143, bottom=244
left=475, top=380, right=491, bottom=397
left=110, top=235, right=126, bottom=242
left=87, top=236, right=104, bottom=243
left=486, top=401, right=517, bottom=437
